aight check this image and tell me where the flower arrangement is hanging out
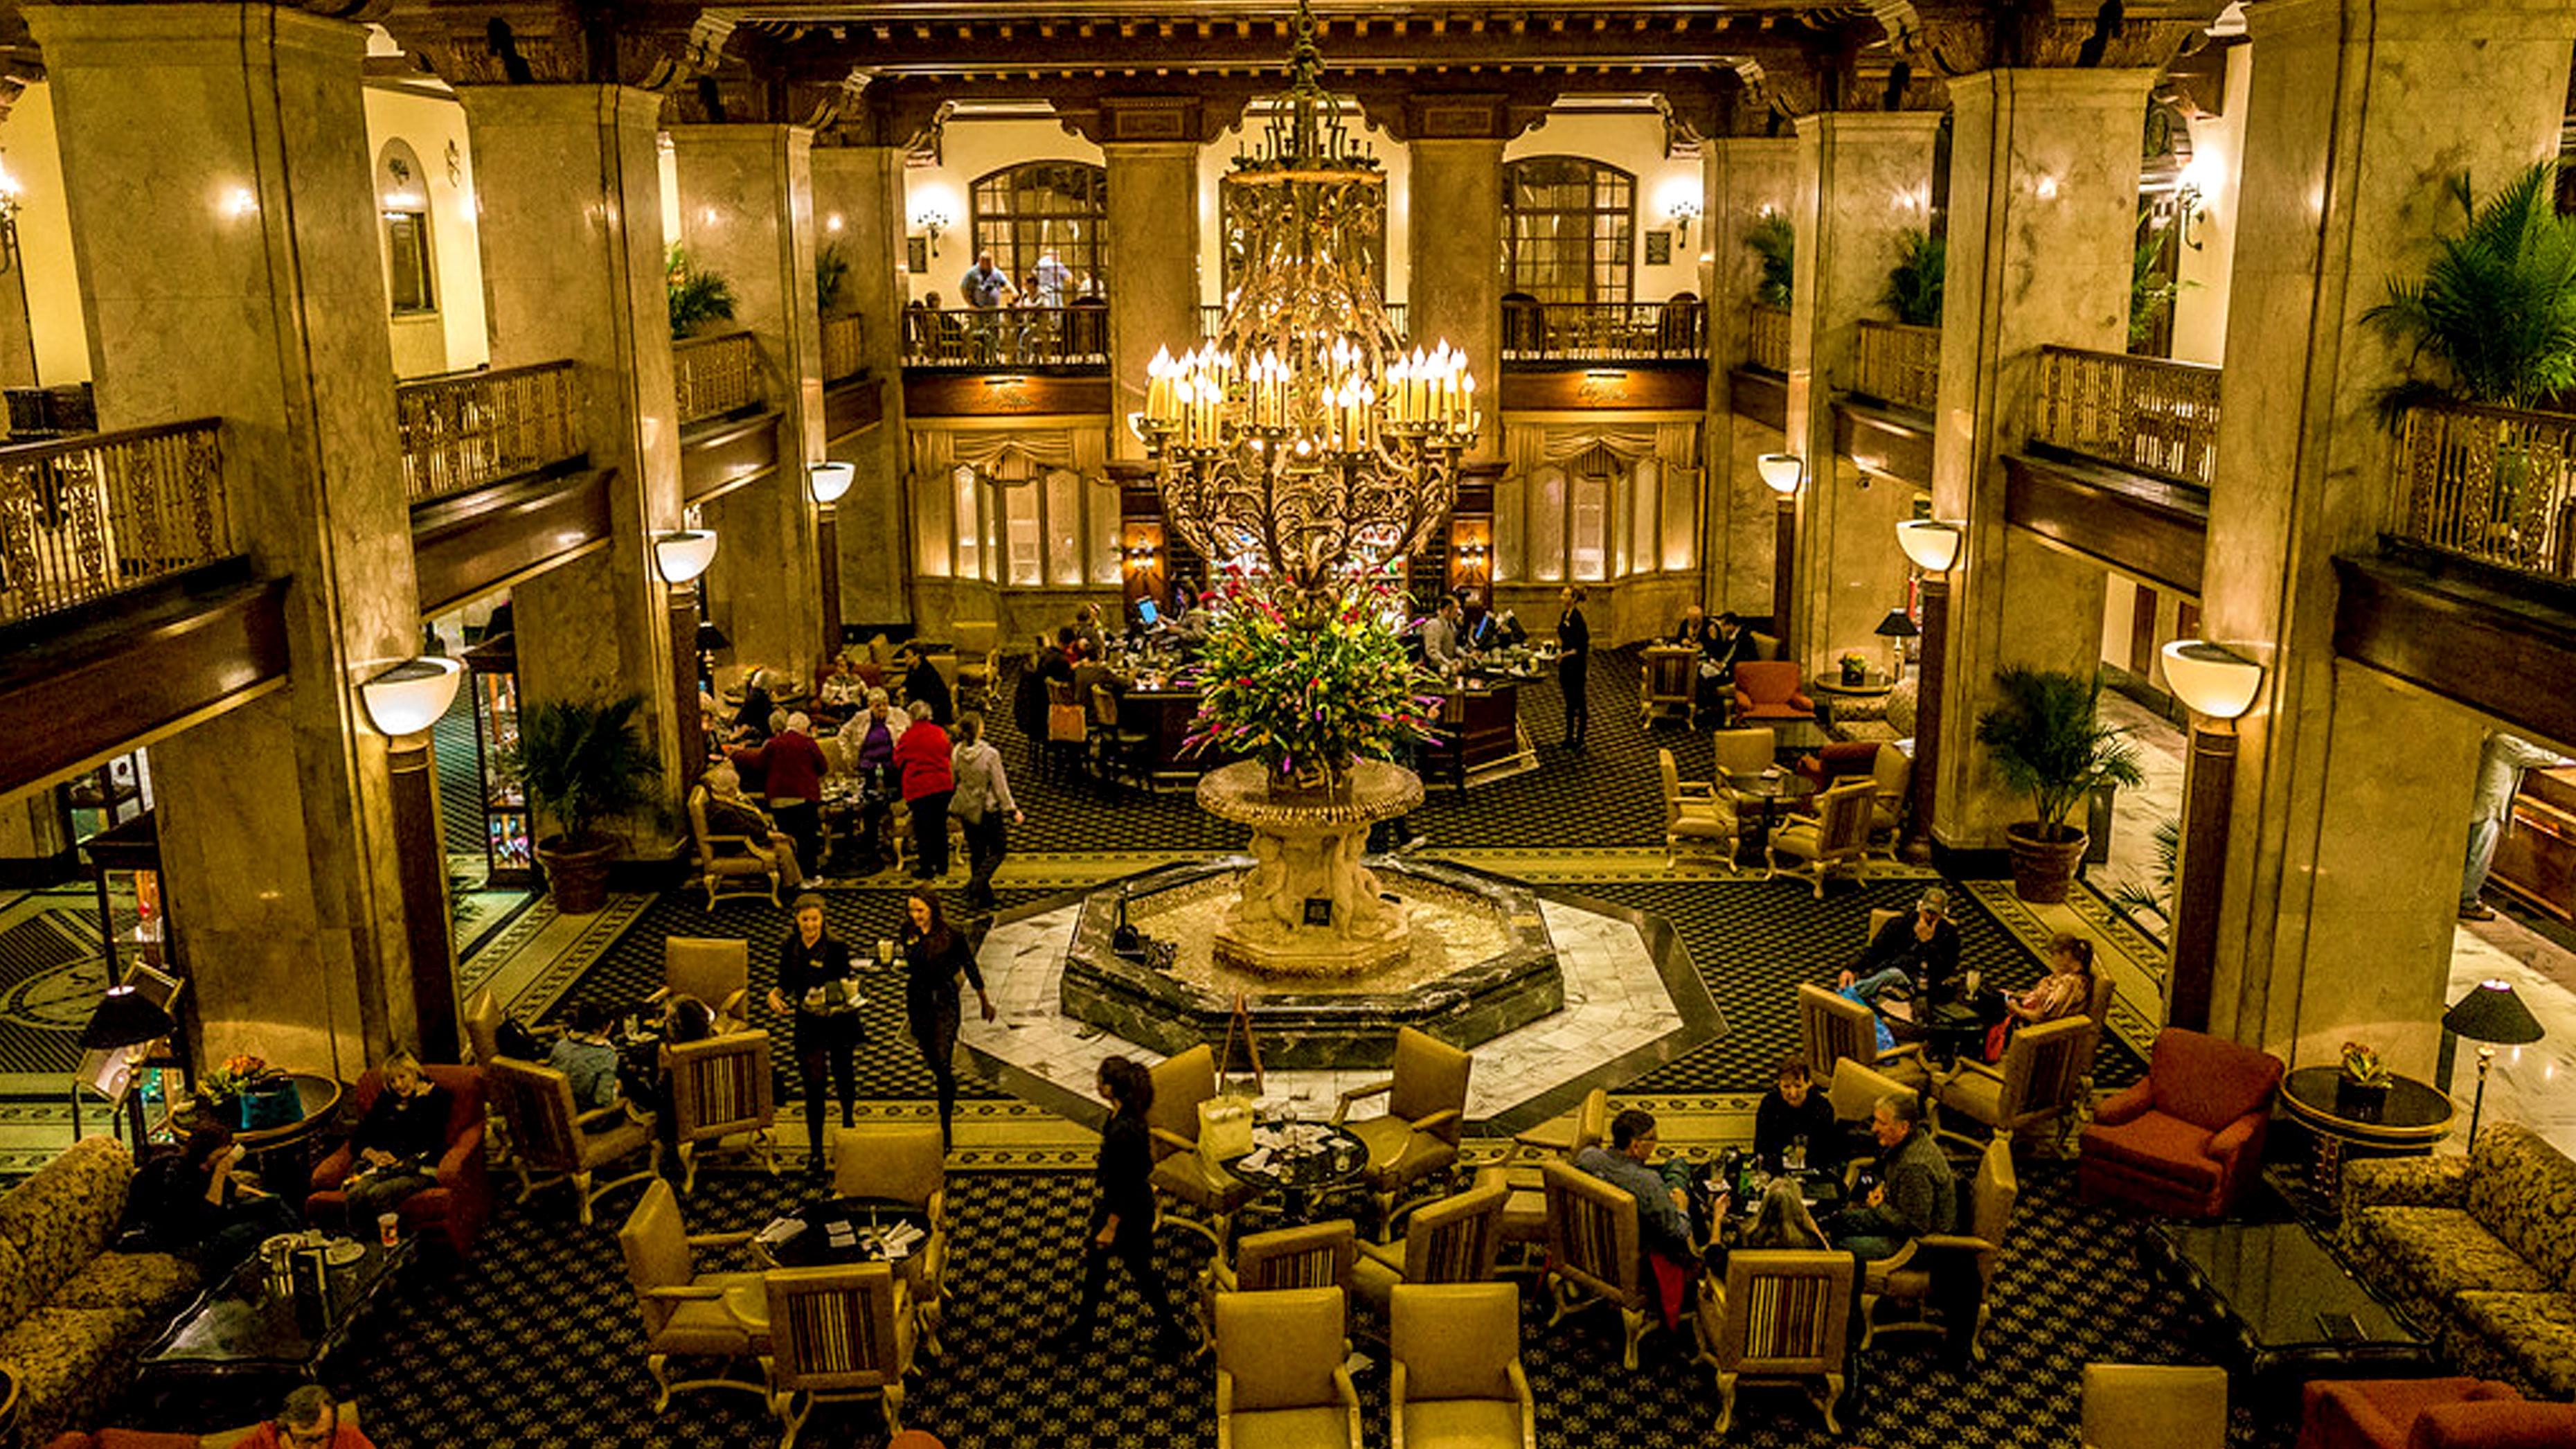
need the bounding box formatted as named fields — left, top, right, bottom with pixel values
left=2340, top=1040, right=2392, bottom=1088
left=1186, top=577, right=1437, bottom=788
left=201, top=1054, right=281, bottom=1101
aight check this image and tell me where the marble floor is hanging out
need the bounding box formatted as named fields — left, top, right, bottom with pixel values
left=2094, top=688, right=2188, bottom=938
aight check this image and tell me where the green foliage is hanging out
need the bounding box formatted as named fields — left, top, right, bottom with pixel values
left=2364, top=161, right=2576, bottom=421
left=506, top=694, right=661, bottom=850
left=666, top=244, right=737, bottom=339
left=1746, top=213, right=1796, bottom=308
left=2130, top=222, right=2179, bottom=350
left=1884, top=228, right=1945, bottom=328
left=1972, top=667, right=2145, bottom=842
left=2108, top=815, right=2181, bottom=921
left=815, top=241, right=852, bottom=316
left=1187, top=580, right=1437, bottom=783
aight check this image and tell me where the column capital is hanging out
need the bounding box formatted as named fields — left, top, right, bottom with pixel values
left=1941, top=66, right=2161, bottom=119
left=1358, top=90, right=1553, bottom=144
left=1056, top=94, right=1240, bottom=147
left=380, top=1, right=726, bottom=89
left=26, top=2, right=366, bottom=64
left=665, top=121, right=817, bottom=158
left=1892, top=3, right=2214, bottom=75
left=1789, top=109, right=1950, bottom=143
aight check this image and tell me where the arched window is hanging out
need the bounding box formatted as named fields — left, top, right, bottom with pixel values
left=377, top=139, right=435, bottom=314
left=1503, top=157, right=1635, bottom=305
left=970, top=162, right=1109, bottom=303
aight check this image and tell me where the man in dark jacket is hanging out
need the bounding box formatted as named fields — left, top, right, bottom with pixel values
left=1839, top=887, right=1963, bottom=1005
left=1832, top=1092, right=1955, bottom=1264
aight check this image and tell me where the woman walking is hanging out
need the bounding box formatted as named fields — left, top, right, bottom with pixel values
left=893, top=701, right=956, bottom=879
left=767, top=893, right=865, bottom=1173
left=1555, top=585, right=1591, bottom=749
left=1048, top=1055, right=1194, bottom=1357
left=901, top=889, right=994, bottom=1149
left=949, top=712, right=1024, bottom=911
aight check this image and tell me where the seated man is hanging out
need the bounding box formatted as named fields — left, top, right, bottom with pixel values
left=545, top=1000, right=621, bottom=1112
left=1830, top=1092, right=1955, bottom=1264
left=699, top=764, right=806, bottom=889
left=1752, top=1056, right=1843, bottom=1175
left=1839, top=887, right=1963, bottom=1006
left=240, top=1385, right=375, bottom=1449
left=1575, top=1108, right=1699, bottom=1326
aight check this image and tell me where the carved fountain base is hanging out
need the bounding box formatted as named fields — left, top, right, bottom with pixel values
left=1195, top=759, right=1424, bottom=977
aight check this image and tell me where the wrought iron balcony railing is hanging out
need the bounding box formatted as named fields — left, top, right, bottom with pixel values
left=2395, top=399, right=2576, bottom=580
left=0, top=418, right=229, bottom=626
left=394, top=360, right=583, bottom=504
left=2033, top=344, right=2222, bottom=490
left=1852, top=319, right=1942, bottom=413
left=674, top=330, right=763, bottom=424
left=905, top=306, right=1109, bottom=370
left=1501, top=299, right=1705, bottom=365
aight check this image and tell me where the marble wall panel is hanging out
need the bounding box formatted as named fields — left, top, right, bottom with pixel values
left=1701, top=139, right=1797, bottom=613
left=1407, top=139, right=1504, bottom=462
left=1103, top=142, right=1201, bottom=463
left=813, top=145, right=915, bottom=628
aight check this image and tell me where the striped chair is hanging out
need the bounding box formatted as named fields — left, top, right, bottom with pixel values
left=1206, top=1219, right=1358, bottom=1348
left=483, top=1058, right=659, bottom=1228
left=667, top=1031, right=777, bottom=1193
left=1352, top=1181, right=1507, bottom=1314
left=830, top=1124, right=950, bottom=1354
left=1692, top=1249, right=1857, bottom=1434
left=1539, top=1158, right=1657, bottom=1370
left=755, top=1262, right=918, bottom=1446
left=1473, top=1086, right=1609, bottom=1271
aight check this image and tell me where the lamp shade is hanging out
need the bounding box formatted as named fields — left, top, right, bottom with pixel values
left=695, top=621, right=731, bottom=653
left=1756, top=452, right=1805, bottom=495
left=1895, top=519, right=1962, bottom=571
left=2161, top=640, right=2264, bottom=721
left=652, top=529, right=719, bottom=583
left=2444, top=978, right=2546, bottom=1046
left=807, top=461, right=855, bottom=504
left=358, top=656, right=465, bottom=736
left=1874, top=607, right=1920, bottom=640
left=80, top=984, right=174, bottom=1051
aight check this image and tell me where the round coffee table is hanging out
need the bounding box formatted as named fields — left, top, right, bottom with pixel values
left=1223, top=1123, right=1370, bottom=1225
left=2278, top=1065, right=2455, bottom=1201
left=1725, top=770, right=1818, bottom=865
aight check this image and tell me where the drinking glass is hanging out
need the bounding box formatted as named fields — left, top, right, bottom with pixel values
left=876, top=938, right=896, bottom=966
left=1786, top=1135, right=1808, bottom=1173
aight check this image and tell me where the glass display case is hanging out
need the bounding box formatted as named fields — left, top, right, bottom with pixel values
left=463, top=634, right=535, bottom=887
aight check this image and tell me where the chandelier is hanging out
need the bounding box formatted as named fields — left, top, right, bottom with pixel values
left=1132, top=3, right=1477, bottom=607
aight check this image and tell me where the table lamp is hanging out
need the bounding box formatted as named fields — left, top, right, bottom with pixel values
left=2442, top=977, right=2544, bottom=1147
left=80, top=984, right=176, bottom=1152
left=1873, top=606, right=1918, bottom=677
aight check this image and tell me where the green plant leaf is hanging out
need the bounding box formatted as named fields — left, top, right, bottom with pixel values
left=668, top=244, right=739, bottom=340
left=2364, top=161, right=2576, bottom=421
left=1883, top=228, right=1944, bottom=328
left=1972, top=666, right=2144, bottom=839
left=1746, top=214, right=1796, bottom=309
left=503, top=693, right=661, bottom=850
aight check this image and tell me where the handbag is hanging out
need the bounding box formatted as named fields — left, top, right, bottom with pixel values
left=1197, top=1096, right=1254, bottom=1162
left=240, top=1077, right=303, bottom=1131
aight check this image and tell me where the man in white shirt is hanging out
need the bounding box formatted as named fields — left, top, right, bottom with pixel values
left=1421, top=596, right=1467, bottom=675
left=2462, top=730, right=2574, bottom=919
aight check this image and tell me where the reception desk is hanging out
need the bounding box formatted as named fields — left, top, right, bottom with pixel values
left=1114, top=677, right=1530, bottom=790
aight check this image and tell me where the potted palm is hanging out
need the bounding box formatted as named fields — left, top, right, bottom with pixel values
left=1973, top=666, right=2145, bottom=903
left=507, top=694, right=661, bottom=916
left=1883, top=227, right=1944, bottom=328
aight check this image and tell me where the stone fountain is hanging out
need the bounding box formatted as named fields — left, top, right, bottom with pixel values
left=1195, top=758, right=1422, bottom=977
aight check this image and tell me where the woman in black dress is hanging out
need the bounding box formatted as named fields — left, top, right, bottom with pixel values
left=766, top=893, right=864, bottom=1172
left=1556, top=585, right=1591, bottom=749
left=900, top=889, right=993, bottom=1149
left=1050, top=1055, right=1193, bottom=1356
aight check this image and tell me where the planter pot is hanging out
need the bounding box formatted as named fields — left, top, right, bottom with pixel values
left=2335, top=1077, right=2390, bottom=1123
left=1841, top=664, right=1867, bottom=686
left=2004, top=822, right=2088, bottom=904
left=536, top=836, right=617, bottom=916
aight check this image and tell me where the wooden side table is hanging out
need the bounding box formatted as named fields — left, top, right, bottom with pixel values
left=2277, top=1065, right=2455, bottom=1202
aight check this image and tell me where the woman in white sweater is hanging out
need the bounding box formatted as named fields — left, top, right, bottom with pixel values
left=949, top=711, right=1023, bottom=910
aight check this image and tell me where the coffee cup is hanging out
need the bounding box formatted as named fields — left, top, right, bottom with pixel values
left=377, top=1212, right=400, bottom=1248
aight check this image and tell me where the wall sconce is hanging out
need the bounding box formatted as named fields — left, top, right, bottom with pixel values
left=913, top=207, right=950, bottom=258
left=358, top=656, right=465, bottom=738
left=1895, top=519, right=1963, bottom=573
left=651, top=528, right=719, bottom=584
left=2176, top=155, right=2213, bottom=251
left=807, top=461, right=855, bottom=505
left=2161, top=639, right=2264, bottom=722
left=1666, top=195, right=1701, bottom=247
left=0, top=156, right=21, bottom=277
left=1756, top=452, right=1805, bottom=496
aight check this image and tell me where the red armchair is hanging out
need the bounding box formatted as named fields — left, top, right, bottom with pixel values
left=305, top=1063, right=491, bottom=1260
left=1733, top=661, right=1813, bottom=722
left=2077, top=1027, right=2282, bottom=1219
left=2297, top=1378, right=2576, bottom=1449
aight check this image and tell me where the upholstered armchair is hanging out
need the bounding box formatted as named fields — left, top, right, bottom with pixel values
left=462, top=988, right=507, bottom=1066
left=1206, top=1218, right=1358, bottom=1348
left=1145, top=1044, right=1262, bottom=1252
left=1830, top=1060, right=1938, bottom=1138
left=1767, top=778, right=1875, bottom=898
left=657, top=937, right=751, bottom=1033
left=1933, top=1014, right=2093, bottom=1146
left=1861, top=1137, right=2016, bottom=1355
left=952, top=619, right=1000, bottom=703
left=1798, top=982, right=1928, bottom=1090
left=1640, top=644, right=1698, bottom=728
left=1538, top=1158, right=1656, bottom=1371
left=1692, top=1250, right=1856, bottom=1433
left=482, top=1057, right=659, bottom=1227
left=616, top=1179, right=769, bottom=1414
left=1390, top=1283, right=1535, bottom=1449
left=1657, top=748, right=1737, bottom=863
left=2296, top=1378, right=2576, bottom=1449
left=1352, top=1182, right=1507, bottom=1314
left=1333, top=1028, right=1473, bottom=1237
left=1215, top=1286, right=1363, bottom=1449
left=831, top=1123, right=950, bottom=1353
left=2082, top=1364, right=2228, bottom=1449
left=665, top=1031, right=776, bottom=1192
left=1473, top=1087, right=1608, bottom=1267
left=742, top=1263, right=918, bottom=1446
left=1709, top=726, right=1778, bottom=780
left=304, top=1063, right=491, bottom=1259
left=2077, top=1027, right=2282, bottom=1220
left=1733, top=660, right=1813, bottom=722
left=687, top=785, right=784, bottom=909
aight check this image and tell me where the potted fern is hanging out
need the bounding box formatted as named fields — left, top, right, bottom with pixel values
left=667, top=244, right=739, bottom=339
left=1746, top=213, right=1794, bottom=308
left=1973, top=667, right=2145, bottom=903
left=507, top=694, right=661, bottom=916
left=1884, top=228, right=1944, bottom=328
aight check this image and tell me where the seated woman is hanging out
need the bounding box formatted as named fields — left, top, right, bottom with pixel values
left=624, top=994, right=717, bottom=1183
left=1704, top=1174, right=1831, bottom=1272
left=123, top=1122, right=297, bottom=1271
left=1976, top=934, right=2095, bottom=1062
left=699, top=764, right=805, bottom=890
left=545, top=1000, right=621, bottom=1112
left=1751, top=1056, right=1843, bottom=1174
left=342, top=1050, right=453, bottom=1224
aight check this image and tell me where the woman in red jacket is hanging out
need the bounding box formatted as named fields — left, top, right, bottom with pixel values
left=893, top=700, right=955, bottom=879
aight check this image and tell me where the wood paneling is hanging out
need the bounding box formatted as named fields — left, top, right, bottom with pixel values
left=902, top=373, right=1111, bottom=418
left=2334, top=546, right=2576, bottom=750
left=1727, top=366, right=1787, bottom=432
left=2003, top=451, right=2208, bottom=598
left=410, top=467, right=614, bottom=615
left=1499, top=366, right=1706, bottom=413
left=1834, top=400, right=1933, bottom=491
left=823, top=374, right=885, bottom=442
left=681, top=411, right=782, bottom=504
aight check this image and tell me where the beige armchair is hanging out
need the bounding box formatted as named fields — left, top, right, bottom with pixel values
left=1933, top=1013, right=2093, bottom=1148
left=665, top=1030, right=777, bottom=1192
left=1768, top=777, right=1876, bottom=898
left=1658, top=748, right=1737, bottom=864
left=1352, top=1181, right=1506, bottom=1314
left=657, top=936, right=751, bottom=1032
left=1206, top=1218, right=1357, bottom=1349
left=1798, top=982, right=1929, bottom=1090
left=953, top=619, right=1000, bottom=703
left=2081, top=1363, right=2228, bottom=1449
left=1861, top=1136, right=2016, bottom=1355
left=483, top=1057, right=659, bottom=1227
left=1333, top=1027, right=1473, bottom=1238
left=1639, top=644, right=1699, bottom=727
left=1867, top=741, right=1912, bottom=851
left=1830, top=1060, right=1937, bottom=1137
left=1145, top=1044, right=1263, bottom=1252
left=687, top=785, right=783, bottom=909
left=831, top=1123, right=951, bottom=1353
left=747, top=1263, right=918, bottom=1446
left=1472, top=1087, right=1608, bottom=1268
left=1539, top=1157, right=1656, bottom=1370
left=1709, top=726, right=1778, bottom=779
left=1390, top=1283, right=1535, bottom=1449
left=1692, top=1249, right=1856, bottom=1434
left=616, top=1179, right=769, bottom=1413
left=1215, top=1286, right=1363, bottom=1449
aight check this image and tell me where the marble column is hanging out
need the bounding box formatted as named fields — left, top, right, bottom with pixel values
left=671, top=125, right=825, bottom=682
left=458, top=85, right=688, bottom=810
left=812, top=143, right=913, bottom=628
left=1927, top=69, right=2153, bottom=848
left=1785, top=114, right=1940, bottom=670
left=28, top=4, right=424, bottom=1074
left=1406, top=139, right=1503, bottom=461
left=2199, top=0, right=2576, bottom=1074
left=1102, top=141, right=1200, bottom=462
left=1703, top=137, right=1798, bottom=620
